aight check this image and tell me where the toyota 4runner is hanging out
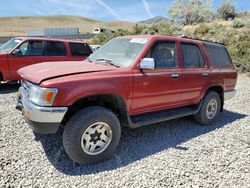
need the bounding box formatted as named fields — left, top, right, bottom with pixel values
left=16, top=35, right=237, bottom=165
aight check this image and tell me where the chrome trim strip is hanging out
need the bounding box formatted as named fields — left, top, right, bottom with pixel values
left=19, top=87, right=68, bottom=123
left=224, top=89, right=236, bottom=101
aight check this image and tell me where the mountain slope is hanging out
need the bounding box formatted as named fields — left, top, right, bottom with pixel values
left=0, top=15, right=135, bottom=36
left=138, top=16, right=169, bottom=24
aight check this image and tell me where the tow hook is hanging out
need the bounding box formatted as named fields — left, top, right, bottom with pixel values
left=16, top=95, right=23, bottom=111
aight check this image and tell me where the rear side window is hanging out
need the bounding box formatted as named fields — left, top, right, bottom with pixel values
left=181, top=43, right=205, bottom=68
left=204, top=43, right=231, bottom=66
left=69, top=43, right=93, bottom=56
left=44, top=41, right=66, bottom=56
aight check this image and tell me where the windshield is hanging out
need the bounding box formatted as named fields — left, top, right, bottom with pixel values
left=88, top=38, right=148, bottom=67
left=0, top=38, right=23, bottom=52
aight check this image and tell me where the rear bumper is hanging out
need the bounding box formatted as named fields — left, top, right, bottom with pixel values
left=16, top=87, right=68, bottom=134
left=224, top=89, right=236, bottom=101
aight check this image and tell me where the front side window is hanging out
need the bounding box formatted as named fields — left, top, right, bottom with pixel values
left=147, top=41, right=177, bottom=69
left=44, top=41, right=66, bottom=56
left=16, top=40, right=43, bottom=56
left=88, top=38, right=148, bottom=67
left=0, top=38, right=23, bottom=52
left=69, top=43, right=93, bottom=56
left=19, top=42, right=28, bottom=55
left=181, top=43, right=205, bottom=68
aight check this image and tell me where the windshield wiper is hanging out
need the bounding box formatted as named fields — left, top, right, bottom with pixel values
left=95, top=58, right=112, bottom=62
left=95, top=58, right=120, bottom=67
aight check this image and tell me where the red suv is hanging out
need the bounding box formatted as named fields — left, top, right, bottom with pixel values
left=17, top=35, right=237, bottom=165
left=0, top=37, right=92, bottom=82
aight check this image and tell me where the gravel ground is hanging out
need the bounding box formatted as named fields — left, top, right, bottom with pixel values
left=0, top=75, right=250, bottom=188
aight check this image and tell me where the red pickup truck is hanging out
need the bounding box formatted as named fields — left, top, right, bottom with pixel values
left=16, top=35, right=237, bottom=165
left=0, top=37, right=92, bottom=82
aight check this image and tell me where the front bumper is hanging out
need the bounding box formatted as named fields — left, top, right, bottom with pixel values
left=16, top=86, right=68, bottom=134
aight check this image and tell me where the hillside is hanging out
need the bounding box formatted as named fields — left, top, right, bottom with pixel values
left=0, top=15, right=136, bottom=36
left=138, top=16, right=169, bottom=24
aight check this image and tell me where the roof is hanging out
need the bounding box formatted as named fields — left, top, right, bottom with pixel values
left=15, top=36, right=87, bottom=43
left=117, top=35, right=224, bottom=45
left=179, top=36, right=224, bottom=45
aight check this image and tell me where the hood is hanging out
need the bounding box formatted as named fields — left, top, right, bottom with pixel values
left=18, top=61, right=117, bottom=84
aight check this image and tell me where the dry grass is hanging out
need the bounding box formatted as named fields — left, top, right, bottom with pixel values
left=0, top=15, right=136, bottom=36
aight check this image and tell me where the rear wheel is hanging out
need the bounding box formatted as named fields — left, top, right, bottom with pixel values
left=194, top=91, right=221, bottom=125
left=63, top=106, right=121, bottom=165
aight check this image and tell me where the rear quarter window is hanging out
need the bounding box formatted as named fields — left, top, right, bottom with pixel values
left=69, top=43, right=93, bottom=56
left=44, top=41, right=66, bottom=56
left=204, top=42, right=232, bottom=66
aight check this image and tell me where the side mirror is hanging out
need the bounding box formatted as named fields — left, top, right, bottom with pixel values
left=11, top=49, right=22, bottom=56
left=139, top=58, right=155, bottom=70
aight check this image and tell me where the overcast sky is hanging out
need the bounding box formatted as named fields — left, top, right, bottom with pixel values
left=0, top=0, right=249, bottom=22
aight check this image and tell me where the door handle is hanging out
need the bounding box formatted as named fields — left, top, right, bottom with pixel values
left=171, top=73, right=179, bottom=79
left=202, top=72, right=209, bottom=77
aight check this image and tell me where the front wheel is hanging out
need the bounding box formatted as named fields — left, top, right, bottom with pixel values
left=63, top=106, right=121, bottom=165
left=193, top=91, right=221, bottom=125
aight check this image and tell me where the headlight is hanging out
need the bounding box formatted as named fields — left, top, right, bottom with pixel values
left=29, top=84, right=58, bottom=106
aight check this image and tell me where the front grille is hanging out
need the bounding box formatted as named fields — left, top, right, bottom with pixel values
left=22, top=80, right=31, bottom=91
left=21, top=80, right=31, bottom=97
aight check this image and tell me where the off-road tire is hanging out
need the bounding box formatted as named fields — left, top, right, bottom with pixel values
left=63, top=106, right=121, bottom=165
left=194, top=91, right=221, bottom=125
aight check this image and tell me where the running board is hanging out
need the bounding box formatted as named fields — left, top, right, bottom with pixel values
left=126, top=102, right=202, bottom=128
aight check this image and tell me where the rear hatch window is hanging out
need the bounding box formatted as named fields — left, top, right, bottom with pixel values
left=204, top=42, right=232, bottom=66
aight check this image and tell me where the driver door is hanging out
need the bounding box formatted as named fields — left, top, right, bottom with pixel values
left=132, top=40, right=183, bottom=115
left=9, top=40, right=45, bottom=80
